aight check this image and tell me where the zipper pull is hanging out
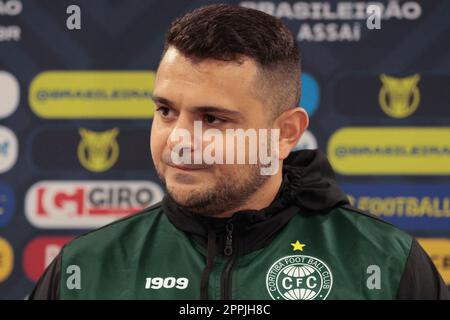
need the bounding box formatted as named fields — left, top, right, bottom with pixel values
left=224, top=222, right=234, bottom=256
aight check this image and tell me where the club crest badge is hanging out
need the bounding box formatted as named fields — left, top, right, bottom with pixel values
left=266, top=255, right=333, bottom=300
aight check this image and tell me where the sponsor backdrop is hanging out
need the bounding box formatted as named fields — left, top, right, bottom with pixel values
left=0, top=0, right=449, bottom=299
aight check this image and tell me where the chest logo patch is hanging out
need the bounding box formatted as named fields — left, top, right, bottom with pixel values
left=266, top=255, right=333, bottom=300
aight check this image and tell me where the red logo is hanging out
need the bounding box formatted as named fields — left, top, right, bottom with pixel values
left=25, top=181, right=164, bottom=228
left=23, top=236, right=74, bottom=281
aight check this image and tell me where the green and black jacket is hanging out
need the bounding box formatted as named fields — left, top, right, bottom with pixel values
left=30, top=150, right=448, bottom=300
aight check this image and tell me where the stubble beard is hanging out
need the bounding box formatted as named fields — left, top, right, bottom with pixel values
left=157, top=164, right=270, bottom=217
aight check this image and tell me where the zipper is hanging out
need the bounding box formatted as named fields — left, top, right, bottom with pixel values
left=224, top=222, right=234, bottom=256
left=221, top=221, right=237, bottom=300
left=200, top=228, right=216, bottom=300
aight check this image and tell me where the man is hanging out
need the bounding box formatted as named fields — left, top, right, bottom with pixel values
left=30, top=4, right=447, bottom=300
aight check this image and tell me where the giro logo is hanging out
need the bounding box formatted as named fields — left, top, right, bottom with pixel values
left=0, top=126, right=18, bottom=173
left=25, top=181, right=164, bottom=228
left=23, top=236, right=73, bottom=281
left=266, top=255, right=332, bottom=300
left=379, top=74, right=420, bottom=118
left=78, top=128, right=119, bottom=172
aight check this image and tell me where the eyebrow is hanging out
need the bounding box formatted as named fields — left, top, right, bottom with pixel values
left=152, top=95, right=242, bottom=117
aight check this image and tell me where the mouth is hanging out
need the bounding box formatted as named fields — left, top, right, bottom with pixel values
left=168, top=164, right=208, bottom=172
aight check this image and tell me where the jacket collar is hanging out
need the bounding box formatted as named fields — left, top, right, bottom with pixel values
left=162, top=149, right=349, bottom=256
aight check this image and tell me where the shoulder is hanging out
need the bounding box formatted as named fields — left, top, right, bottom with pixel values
left=62, top=202, right=166, bottom=256
left=29, top=203, right=166, bottom=300
left=302, top=205, right=448, bottom=299
left=326, top=204, right=413, bottom=257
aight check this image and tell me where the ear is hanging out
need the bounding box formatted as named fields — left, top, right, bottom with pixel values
left=274, top=107, right=309, bottom=160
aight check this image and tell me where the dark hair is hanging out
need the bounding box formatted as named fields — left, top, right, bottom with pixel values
left=163, top=4, right=301, bottom=118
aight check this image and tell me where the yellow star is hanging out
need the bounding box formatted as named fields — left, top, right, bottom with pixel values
left=291, top=240, right=305, bottom=252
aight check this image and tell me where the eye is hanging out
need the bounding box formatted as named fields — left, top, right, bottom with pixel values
left=204, top=114, right=225, bottom=125
left=156, top=106, right=175, bottom=119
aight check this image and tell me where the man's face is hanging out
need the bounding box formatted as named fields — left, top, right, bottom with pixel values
left=150, top=47, right=275, bottom=216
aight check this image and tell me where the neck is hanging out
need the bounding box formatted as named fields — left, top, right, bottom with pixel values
left=214, top=170, right=283, bottom=218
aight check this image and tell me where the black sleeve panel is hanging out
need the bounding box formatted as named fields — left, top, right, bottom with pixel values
left=28, top=252, right=62, bottom=300
left=396, top=239, right=449, bottom=300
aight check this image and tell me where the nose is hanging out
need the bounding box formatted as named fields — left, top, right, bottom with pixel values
left=166, top=113, right=202, bottom=155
